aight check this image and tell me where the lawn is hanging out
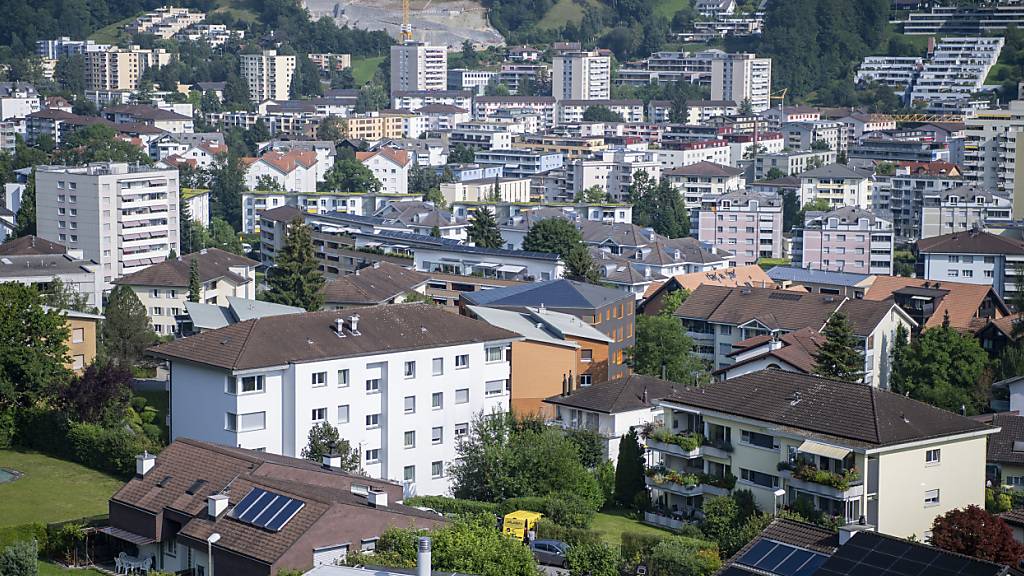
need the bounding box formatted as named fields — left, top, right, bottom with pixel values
left=37, top=562, right=106, bottom=575
left=0, top=451, right=123, bottom=527
left=351, top=55, right=387, bottom=86
left=652, top=0, right=693, bottom=21
left=591, top=509, right=674, bottom=548
left=211, top=0, right=259, bottom=22
left=537, top=0, right=587, bottom=30
left=88, top=15, right=140, bottom=44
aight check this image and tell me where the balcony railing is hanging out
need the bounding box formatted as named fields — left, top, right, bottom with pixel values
left=645, top=466, right=736, bottom=497
left=646, top=429, right=703, bottom=458
left=777, top=461, right=863, bottom=498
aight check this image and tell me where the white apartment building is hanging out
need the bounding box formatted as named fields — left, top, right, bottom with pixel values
left=556, top=100, right=645, bottom=124
left=36, top=37, right=110, bottom=59
left=918, top=230, right=1024, bottom=299
left=799, top=164, right=873, bottom=209
left=664, top=161, right=745, bottom=207
left=0, top=82, right=41, bottom=121
left=127, top=6, right=205, bottom=38
left=565, top=148, right=661, bottom=202
left=244, top=150, right=319, bottom=193
left=553, top=51, right=611, bottom=102
left=447, top=69, right=497, bottom=95
left=921, top=186, right=1013, bottom=239
left=658, top=140, right=732, bottom=170
left=474, top=96, right=557, bottom=128
left=697, top=189, right=784, bottom=266
left=752, top=149, right=836, bottom=180
left=783, top=121, right=848, bottom=153
left=440, top=177, right=532, bottom=204
left=855, top=56, right=923, bottom=91
left=710, top=53, right=772, bottom=112
left=390, top=42, right=448, bottom=97
left=910, top=37, right=1004, bottom=108
left=241, top=50, right=296, bottom=103
left=648, top=370, right=995, bottom=539
left=149, top=304, right=520, bottom=496
left=84, top=46, right=171, bottom=91
left=964, top=100, right=1024, bottom=216
left=879, top=173, right=964, bottom=241
left=356, top=149, right=411, bottom=196
left=36, top=163, right=180, bottom=287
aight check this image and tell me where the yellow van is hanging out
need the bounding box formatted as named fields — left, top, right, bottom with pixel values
left=502, top=510, right=543, bottom=540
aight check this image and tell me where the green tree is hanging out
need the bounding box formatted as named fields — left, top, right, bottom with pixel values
left=578, top=185, right=609, bottom=203
left=448, top=143, right=475, bottom=164
left=564, top=245, right=599, bottom=283
left=781, top=190, right=801, bottom=232
left=223, top=72, right=251, bottom=110
left=264, top=217, right=325, bottom=311
left=188, top=258, right=201, bottom=303
left=891, top=320, right=991, bottom=415
left=631, top=314, right=707, bottom=384
left=255, top=174, right=284, bottom=192
left=0, top=539, right=38, bottom=576
left=425, top=188, right=447, bottom=208
left=813, top=312, right=865, bottom=382
left=13, top=171, right=36, bottom=237
left=55, top=53, right=85, bottom=94
left=995, top=343, right=1024, bottom=381
left=613, top=429, right=648, bottom=510
left=355, top=82, right=388, bottom=113
left=101, top=285, right=157, bottom=368
left=300, top=421, right=361, bottom=470
left=323, top=157, right=382, bottom=193
left=468, top=207, right=503, bottom=248
left=766, top=167, right=785, bottom=180
left=208, top=155, right=247, bottom=230
left=568, top=542, right=617, bottom=576
left=630, top=173, right=690, bottom=238
left=650, top=536, right=721, bottom=576
left=58, top=124, right=151, bottom=165
left=522, top=218, right=583, bottom=258
left=317, top=116, right=347, bottom=141
left=39, top=278, right=93, bottom=313
left=582, top=106, right=623, bottom=123
left=208, top=217, right=244, bottom=255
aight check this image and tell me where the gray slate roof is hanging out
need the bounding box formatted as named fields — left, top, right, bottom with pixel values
left=460, top=279, right=630, bottom=309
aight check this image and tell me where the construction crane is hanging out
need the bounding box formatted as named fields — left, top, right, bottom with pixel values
left=401, top=0, right=413, bottom=42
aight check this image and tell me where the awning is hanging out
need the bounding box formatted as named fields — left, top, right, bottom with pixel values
left=474, top=262, right=499, bottom=268
left=797, top=440, right=851, bottom=460
left=98, top=526, right=156, bottom=546
left=497, top=264, right=526, bottom=273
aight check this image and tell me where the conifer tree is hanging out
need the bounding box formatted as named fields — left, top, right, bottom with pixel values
left=614, top=429, right=649, bottom=510
left=467, top=207, right=502, bottom=248
left=102, top=285, right=157, bottom=367
left=264, top=217, right=325, bottom=311
left=188, top=258, right=201, bottom=303
left=812, top=312, right=865, bottom=382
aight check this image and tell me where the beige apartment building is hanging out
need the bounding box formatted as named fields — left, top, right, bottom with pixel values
left=646, top=370, right=996, bottom=539
left=390, top=42, right=448, bottom=97
left=711, top=53, right=772, bottom=112
left=240, top=50, right=296, bottom=103
left=553, top=50, right=611, bottom=101
left=964, top=99, right=1024, bottom=216
left=343, top=112, right=409, bottom=141
left=85, top=46, right=171, bottom=91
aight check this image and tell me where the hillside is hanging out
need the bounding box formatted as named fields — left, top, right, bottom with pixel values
left=303, top=0, right=504, bottom=48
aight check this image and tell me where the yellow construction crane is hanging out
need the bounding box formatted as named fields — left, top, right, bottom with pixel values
left=401, top=0, right=413, bottom=42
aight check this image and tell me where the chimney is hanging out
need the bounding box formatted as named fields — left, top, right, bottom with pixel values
left=368, top=489, right=388, bottom=508
left=136, top=451, right=155, bottom=477
left=349, top=314, right=360, bottom=334
left=417, top=537, right=432, bottom=576
left=323, top=452, right=342, bottom=469
left=838, top=517, right=874, bottom=546
left=208, top=494, right=229, bottom=519
left=335, top=318, right=346, bottom=337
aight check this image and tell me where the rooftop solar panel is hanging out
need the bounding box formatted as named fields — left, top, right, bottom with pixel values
left=229, top=487, right=305, bottom=532
left=737, top=539, right=832, bottom=576
left=814, top=531, right=1006, bottom=576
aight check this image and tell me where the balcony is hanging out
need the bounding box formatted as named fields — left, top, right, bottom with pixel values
left=700, top=438, right=734, bottom=460
left=645, top=467, right=734, bottom=498
left=646, top=429, right=703, bottom=459
left=644, top=510, right=691, bottom=531
left=777, top=462, right=864, bottom=500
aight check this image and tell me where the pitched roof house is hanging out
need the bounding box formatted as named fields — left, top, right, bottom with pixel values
left=322, top=261, right=429, bottom=308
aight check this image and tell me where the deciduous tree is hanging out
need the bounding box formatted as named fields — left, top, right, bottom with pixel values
left=631, top=314, right=707, bottom=384
left=60, top=363, right=132, bottom=425
left=931, top=506, right=1024, bottom=564
left=300, top=422, right=360, bottom=471
left=564, top=244, right=599, bottom=283
left=522, top=218, right=582, bottom=259
left=322, top=157, right=381, bottom=193
left=630, top=172, right=690, bottom=238
left=891, top=319, right=990, bottom=415
left=101, top=285, right=157, bottom=368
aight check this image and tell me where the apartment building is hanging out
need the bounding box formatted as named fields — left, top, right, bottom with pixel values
left=697, top=189, right=784, bottom=266
left=474, top=149, right=563, bottom=179
left=663, top=161, right=744, bottom=207
left=855, top=56, right=923, bottom=92
left=710, top=53, right=772, bottom=112
left=920, top=186, right=1012, bottom=239
left=647, top=370, right=995, bottom=538
left=0, top=82, right=40, bottom=121
left=240, top=50, right=296, bottom=103
left=918, top=230, right=1024, bottom=299
left=308, top=53, right=352, bottom=73
left=964, top=100, right=1024, bottom=216
left=440, top=177, right=531, bottom=204
left=243, top=150, right=319, bottom=193
left=878, top=172, right=963, bottom=241
left=565, top=148, right=660, bottom=202
left=390, top=42, right=447, bottom=97
left=782, top=121, right=848, bottom=153
left=36, top=163, right=179, bottom=287
left=798, top=164, right=873, bottom=209
left=176, top=23, right=242, bottom=47
left=114, top=248, right=258, bottom=336
left=149, top=304, right=518, bottom=496
left=909, top=37, right=1004, bottom=109
left=392, top=90, right=472, bottom=111
left=356, top=149, right=411, bottom=195
left=0, top=253, right=103, bottom=312
left=658, top=139, right=732, bottom=170
left=84, top=46, right=171, bottom=91
left=794, top=206, right=894, bottom=276
left=36, top=37, right=110, bottom=59
left=556, top=99, right=645, bottom=124
left=474, top=95, right=557, bottom=127
left=446, top=68, right=496, bottom=95
left=553, top=50, right=611, bottom=101
left=751, top=149, right=836, bottom=180
left=127, top=6, right=204, bottom=38
left=904, top=3, right=1024, bottom=35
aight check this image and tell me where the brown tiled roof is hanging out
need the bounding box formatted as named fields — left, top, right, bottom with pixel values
left=897, top=160, right=961, bottom=176
left=719, top=327, right=823, bottom=375
left=356, top=148, right=410, bottom=167
left=259, top=205, right=306, bottom=223
left=114, top=248, right=257, bottom=288
left=918, top=230, right=1024, bottom=256
left=674, top=285, right=841, bottom=332
left=864, top=276, right=1008, bottom=330
left=106, top=104, right=192, bottom=121
left=322, top=262, right=429, bottom=305
left=670, top=265, right=774, bottom=293
left=836, top=298, right=906, bottom=336
left=985, top=412, right=1024, bottom=466
left=0, top=235, right=67, bottom=256
left=147, top=303, right=521, bottom=370
left=660, top=369, right=994, bottom=448
left=544, top=374, right=679, bottom=414
left=259, top=150, right=318, bottom=174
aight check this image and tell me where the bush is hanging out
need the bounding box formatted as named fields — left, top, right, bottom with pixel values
left=567, top=542, right=618, bottom=576
left=497, top=496, right=549, bottom=518
left=402, top=496, right=498, bottom=516
left=66, top=421, right=157, bottom=477
left=0, top=524, right=46, bottom=552
left=44, top=523, right=86, bottom=565
left=535, top=520, right=601, bottom=547
left=0, top=540, right=38, bottom=576
left=620, top=532, right=669, bottom=563
left=649, top=536, right=720, bottom=576
left=595, top=461, right=615, bottom=509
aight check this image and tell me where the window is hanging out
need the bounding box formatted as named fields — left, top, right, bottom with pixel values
left=580, top=374, right=592, bottom=387
left=404, top=430, right=416, bottom=448
left=432, top=426, right=443, bottom=444
left=229, top=375, right=264, bottom=394
left=404, top=396, right=416, bottom=413
left=926, top=449, right=941, bottom=464
left=741, top=430, right=777, bottom=450
left=432, top=357, right=444, bottom=375
left=485, top=380, right=505, bottom=396
left=455, top=354, right=469, bottom=369
left=720, top=325, right=732, bottom=335
left=404, top=361, right=416, bottom=378
left=226, top=411, right=265, bottom=432
left=486, top=346, right=503, bottom=362
left=361, top=539, right=378, bottom=552
left=432, top=392, right=443, bottom=409
left=1007, top=476, right=1024, bottom=487
left=455, top=422, right=469, bottom=437
left=947, top=270, right=959, bottom=277
left=366, top=378, right=380, bottom=393
left=366, top=414, right=380, bottom=428
left=963, top=269, right=973, bottom=278
left=404, top=466, right=415, bottom=482
left=924, top=489, right=940, bottom=506
left=581, top=349, right=593, bottom=362
left=432, top=461, right=444, bottom=478
left=72, top=328, right=84, bottom=343
left=455, top=388, right=469, bottom=404
left=72, top=354, right=85, bottom=370
left=163, top=533, right=177, bottom=558
left=740, top=468, right=779, bottom=488
left=311, top=371, right=327, bottom=387
left=365, top=449, right=380, bottom=463
left=948, top=255, right=960, bottom=263
left=338, top=369, right=349, bottom=387
left=338, top=405, right=350, bottom=424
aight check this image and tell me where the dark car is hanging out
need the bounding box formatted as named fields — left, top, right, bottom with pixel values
left=530, top=539, right=570, bottom=568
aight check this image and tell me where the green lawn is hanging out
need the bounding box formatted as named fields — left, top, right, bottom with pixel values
left=652, top=0, right=693, bottom=21
left=0, top=451, right=123, bottom=527
left=987, top=62, right=1016, bottom=84
left=591, top=509, right=674, bottom=548
left=537, top=0, right=586, bottom=30
left=211, top=0, right=259, bottom=22
left=88, top=14, right=140, bottom=44
left=37, top=562, right=106, bottom=575
left=351, top=56, right=387, bottom=86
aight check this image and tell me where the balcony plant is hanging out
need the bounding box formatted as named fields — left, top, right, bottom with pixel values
left=645, top=467, right=736, bottom=491
left=648, top=428, right=704, bottom=452
left=780, top=461, right=860, bottom=491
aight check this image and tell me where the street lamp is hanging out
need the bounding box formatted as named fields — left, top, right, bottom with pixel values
left=207, top=533, right=221, bottom=576
left=773, top=489, right=786, bottom=516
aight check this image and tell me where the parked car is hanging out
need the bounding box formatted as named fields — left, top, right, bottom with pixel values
left=530, top=539, right=570, bottom=568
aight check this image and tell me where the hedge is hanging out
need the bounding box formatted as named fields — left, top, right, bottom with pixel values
left=534, top=520, right=601, bottom=547
left=403, top=496, right=498, bottom=516
left=620, top=532, right=670, bottom=562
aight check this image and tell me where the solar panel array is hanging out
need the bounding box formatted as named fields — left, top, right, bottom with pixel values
left=737, top=539, right=829, bottom=576
left=229, top=487, right=305, bottom=532
left=815, top=531, right=1005, bottom=576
